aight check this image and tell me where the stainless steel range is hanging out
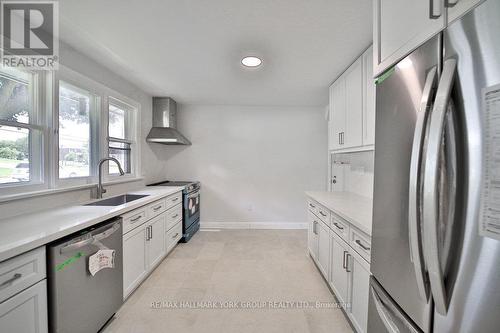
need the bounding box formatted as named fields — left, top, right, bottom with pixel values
left=147, top=180, right=200, bottom=242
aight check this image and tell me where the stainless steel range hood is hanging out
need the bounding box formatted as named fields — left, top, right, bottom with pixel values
left=146, top=97, right=191, bottom=145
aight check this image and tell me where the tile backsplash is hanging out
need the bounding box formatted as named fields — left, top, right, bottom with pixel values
left=330, top=151, right=374, bottom=198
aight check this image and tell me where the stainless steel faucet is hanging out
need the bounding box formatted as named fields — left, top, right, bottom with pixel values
left=96, top=157, right=125, bottom=199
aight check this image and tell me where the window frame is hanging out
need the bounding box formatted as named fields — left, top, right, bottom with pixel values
left=105, top=96, right=139, bottom=181
left=0, top=67, right=51, bottom=196
left=53, top=69, right=101, bottom=188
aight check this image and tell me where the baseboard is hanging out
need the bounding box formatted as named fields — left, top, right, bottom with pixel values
left=200, top=222, right=307, bottom=230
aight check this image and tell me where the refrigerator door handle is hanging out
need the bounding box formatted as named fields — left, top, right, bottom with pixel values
left=408, top=66, right=437, bottom=301
left=423, top=58, right=457, bottom=315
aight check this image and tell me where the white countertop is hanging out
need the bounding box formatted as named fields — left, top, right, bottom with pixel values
left=0, top=186, right=184, bottom=262
left=305, top=191, right=373, bottom=236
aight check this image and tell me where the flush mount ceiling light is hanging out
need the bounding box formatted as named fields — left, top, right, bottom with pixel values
left=241, top=56, right=262, bottom=67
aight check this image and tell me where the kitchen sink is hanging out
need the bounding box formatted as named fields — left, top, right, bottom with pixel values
left=85, top=194, right=149, bottom=206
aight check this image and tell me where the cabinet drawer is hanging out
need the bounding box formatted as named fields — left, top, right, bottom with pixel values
left=146, top=198, right=167, bottom=219
left=166, top=221, right=182, bottom=254
left=0, top=247, right=46, bottom=303
left=165, top=192, right=182, bottom=210
left=330, top=214, right=350, bottom=242
left=350, top=228, right=371, bottom=263
left=165, top=203, right=182, bottom=232
left=307, top=199, right=319, bottom=215
left=316, top=204, right=330, bottom=224
left=122, top=209, right=147, bottom=234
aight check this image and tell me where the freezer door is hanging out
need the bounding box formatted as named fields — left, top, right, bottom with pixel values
left=431, top=1, right=500, bottom=332
left=370, top=34, right=439, bottom=331
left=368, top=277, right=422, bottom=333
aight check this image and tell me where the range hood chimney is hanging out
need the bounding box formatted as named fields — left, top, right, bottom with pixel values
left=146, top=97, right=191, bottom=145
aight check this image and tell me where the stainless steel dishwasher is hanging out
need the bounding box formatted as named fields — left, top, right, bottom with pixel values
left=47, top=218, right=123, bottom=333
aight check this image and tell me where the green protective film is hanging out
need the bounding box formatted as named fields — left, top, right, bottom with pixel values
left=55, top=252, right=84, bottom=271
left=375, top=67, right=395, bottom=85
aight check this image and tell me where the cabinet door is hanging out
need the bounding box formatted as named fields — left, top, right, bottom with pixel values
left=331, top=78, right=346, bottom=150
left=329, top=232, right=349, bottom=304
left=147, top=214, right=166, bottom=269
left=344, top=58, right=363, bottom=148
left=348, top=253, right=371, bottom=333
left=307, top=211, right=319, bottom=260
left=0, top=279, right=48, bottom=333
left=123, top=224, right=148, bottom=298
left=328, top=84, right=336, bottom=151
left=363, top=46, right=376, bottom=146
left=374, top=0, right=446, bottom=76
left=447, top=0, right=483, bottom=24
left=317, top=221, right=330, bottom=278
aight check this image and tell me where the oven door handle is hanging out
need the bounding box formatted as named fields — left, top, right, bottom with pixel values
left=186, top=191, right=200, bottom=200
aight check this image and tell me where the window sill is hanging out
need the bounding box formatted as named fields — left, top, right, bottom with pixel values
left=0, top=177, right=145, bottom=203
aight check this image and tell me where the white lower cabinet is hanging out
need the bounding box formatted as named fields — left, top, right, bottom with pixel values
left=307, top=197, right=371, bottom=333
left=122, top=191, right=183, bottom=299
left=146, top=214, right=166, bottom=270
left=166, top=221, right=183, bottom=254
left=0, top=279, right=48, bottom=333
left=123, top=223, right=148, bottom=298
left=317, top=220, right=330, bottom=277
left=349, top=251, right=371, bottom=333
left=307, top=210, right=319, bottom=261
left=329, top=231, right=350, bottom=304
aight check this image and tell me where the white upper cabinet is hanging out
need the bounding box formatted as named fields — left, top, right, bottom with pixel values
left=328, top=46, right=375, bottom=152
left=374, top=0, right=484, bottom=76
left=329, top=79, right=346, bottom=151
left=363, top=46, right=376, bottom=146
left=374, top=0, right=446, bottom=76
left=447, top=0, right=483, bottom=23
left=344, top=59, right=363, bottom=149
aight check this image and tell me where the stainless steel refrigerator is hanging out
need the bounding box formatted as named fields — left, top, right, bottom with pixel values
left=368, top=1, right=500, bottom=332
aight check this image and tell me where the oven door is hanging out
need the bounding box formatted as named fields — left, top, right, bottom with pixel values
left=184, top=190, right=200, bottom=228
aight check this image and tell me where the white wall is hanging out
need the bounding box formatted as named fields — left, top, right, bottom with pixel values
left=146, top=104, right=327, bottom=227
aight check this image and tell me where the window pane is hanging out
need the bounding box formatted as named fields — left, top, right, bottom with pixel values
left=0, top=126, right=29, bottom=184
left=0, top=67, right=32, bottom=124
left=109, top=141, right=131, bottom=174
left=59, top=83, right=90, bottom=178
left=109, top=104, right=125, bottom=139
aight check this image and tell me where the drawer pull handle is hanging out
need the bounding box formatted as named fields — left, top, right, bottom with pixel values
left=172, top=214, right=179, bottom=219
left=319, top=211, right=327, bottom=217
left=153, top=205, right=162, bottom=211
left=172, top=197, right=179, bottom=202
left=355, top=239, right=370, bottom=251
left=130, top=215, right=142, bottom=222
left=333, top=222, right=344, bottom=230
left=173, top=233, right=179, bottom=239
left=0, top=273, right=22, bottom=289
left=309, top=203, right=316, bottom=208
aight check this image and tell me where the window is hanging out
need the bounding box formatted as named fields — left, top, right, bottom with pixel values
left=108, top=98, right=136, bottom=175
left=0, top=66, right=43, bottom=186
left=0, top=65, right=141, bottom=197
left=58, top=81, right=95, bottom=180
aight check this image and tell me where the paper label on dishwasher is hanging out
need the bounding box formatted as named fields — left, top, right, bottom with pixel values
left=88, top=249, right=115, bottom=276
left=480, top=84, right=500, bottom=240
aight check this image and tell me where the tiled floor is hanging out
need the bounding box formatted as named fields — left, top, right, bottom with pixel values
left=103, top=229, right=353, bottom=333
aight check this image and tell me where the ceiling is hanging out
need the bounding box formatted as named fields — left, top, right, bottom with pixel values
left=59, top=0, right=372, bottom=107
